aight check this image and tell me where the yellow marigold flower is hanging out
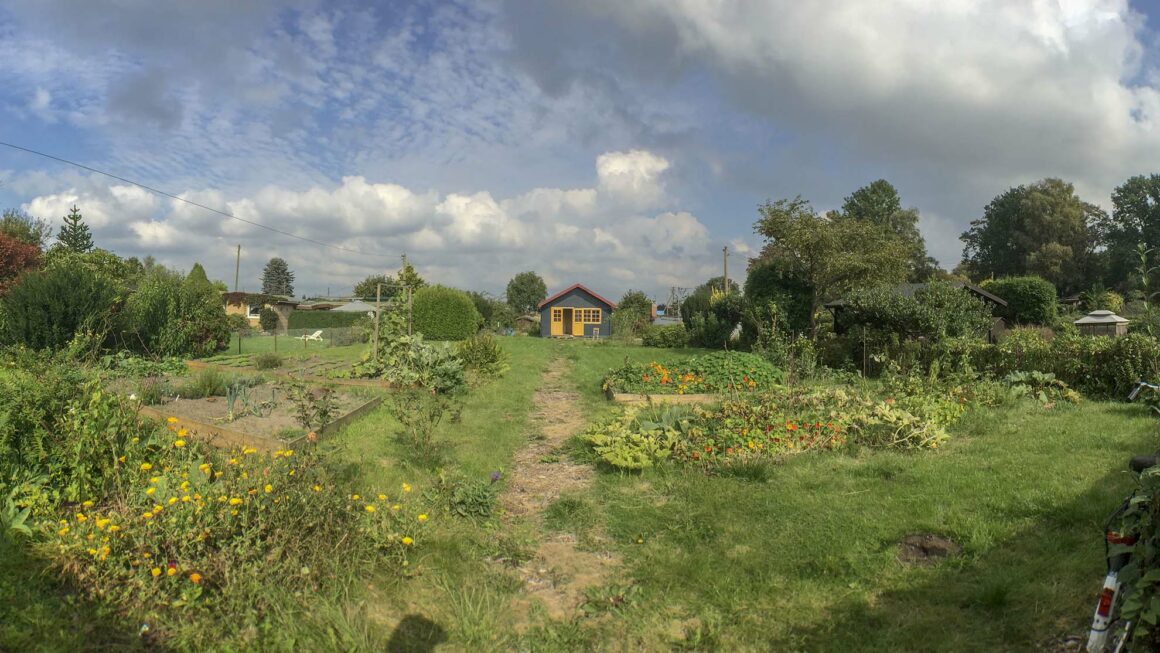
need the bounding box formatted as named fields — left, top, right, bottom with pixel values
left=167, top=567, right=177, bottom=577
left=288, top=469, right=295, bottom=476
left=230, top=509, right=238, bottom=516
left=142, top=512, right=153, bottom=520
left=174, top=440, right=186, bottom=448
left=283, top=450, right=293, bottom=457
left=264, top=484, right=273, bottom=493
left=312, top=485, right=321, bottom=492
left=351, top=494, right=361, bottom=501
left=95, top=518, right=110, bottom=530
left=58, top=526, right=69, bottom=536
left=402, top=483, right=412, bottom=493
left=417, top=514, right=428, bottom=522
left=177, top=428, right=188, bottom=437
left=108, top=525, right=120, bottom=533
left=198, top=463, right=211, bottom=474
left=189, top=572, right=202, bottom=585
left=182, top=496, right=191, bottom=503
left=145, top=487, right=155, bottom=495
left=166, top=417, right=177, bottom=424
left=117, top=455, right=126, bottom=463
left=364, top=505, right=375, bottom=513
left=218, top=495, right=227, bottom=502
left=75, top=513, right=87, bottom=522
left=140, top=463, right=153, bottom=471
left=81, top=500, right=94, bottom=508
left=168, top=497, right=177, bottom=505
left=149, top=476, right=159, bottom=484
left=240, top=471, right=248, bottom=479
left=402, top=536, right=414, bottom=546
left=391, top=504, right=401, bottom=511
left=229, top=498, right=243, bottom=506
left=87, top=548, right=97, bottom=556
left=227, top=458, right=238, bottom=465
left=180, top=481, right=190, bottom=490
left=242, top=447, right=257, bottom=455
left=377, top=494, right=387, bottom=501
left=151, top=567, right=161, bottom=577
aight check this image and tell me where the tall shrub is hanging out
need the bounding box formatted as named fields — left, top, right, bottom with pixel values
left=118, top=267, right=230, bottom=358
left=412, top=285, right=481, bottom=341
left=981, top=276, right=1058, bottom=325
left=2, top=265, right=117, bottom=350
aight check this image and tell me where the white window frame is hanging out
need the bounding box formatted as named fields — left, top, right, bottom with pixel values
left=246, top=304, right=262, bottom=319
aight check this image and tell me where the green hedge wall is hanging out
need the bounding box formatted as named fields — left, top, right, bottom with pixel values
left=980, top=276, right=1058, bottom=325
left=412, top=285, right=481, bottom=341
left=287, top=310, right=368, bottom=329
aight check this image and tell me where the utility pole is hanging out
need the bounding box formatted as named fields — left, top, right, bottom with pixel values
left=723, top=246, right=729, bottom=294
left=233, top=244, right=241, bottom=292
left=372, top=283, right=382, bottom=359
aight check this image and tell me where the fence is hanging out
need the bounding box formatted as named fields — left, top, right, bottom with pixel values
left=227, top=326, right=369, bottom=354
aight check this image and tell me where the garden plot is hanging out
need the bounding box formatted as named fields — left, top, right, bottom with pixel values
left=139, top=379, right=380, bottom=451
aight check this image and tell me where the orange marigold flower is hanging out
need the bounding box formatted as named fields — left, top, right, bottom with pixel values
left=189, top=572, right=202, bottom=584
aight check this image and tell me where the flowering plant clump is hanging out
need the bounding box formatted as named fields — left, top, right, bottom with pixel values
left=602, top=351, right=782, bottom=395
left=14, top=384, right=433, bottom=649
left=582, top=384, right=966, bottom=471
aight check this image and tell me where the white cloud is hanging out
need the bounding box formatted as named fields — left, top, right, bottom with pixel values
left=17, top=150, right=722, bottom=300
left=596, top=150, right=671, bottom=210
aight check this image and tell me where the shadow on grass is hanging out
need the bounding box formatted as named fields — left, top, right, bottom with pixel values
left=0, top=534, right=162, bottom=652
left=386, top=614, right=447, bottom=653
left=779, top=446, right=1149, bottom=652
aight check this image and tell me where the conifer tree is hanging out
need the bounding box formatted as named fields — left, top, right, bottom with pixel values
left=58, top=205, right=94, bottom=253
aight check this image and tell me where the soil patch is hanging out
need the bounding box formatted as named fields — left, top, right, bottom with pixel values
left=498, top=359, right=622, bottom=624
left=898, top=534, right=962, bottom=566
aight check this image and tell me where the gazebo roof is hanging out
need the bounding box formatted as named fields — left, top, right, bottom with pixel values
left=1074, top=310, right=1129, bottom=325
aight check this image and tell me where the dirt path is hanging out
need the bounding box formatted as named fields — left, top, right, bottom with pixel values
left=498, top=359, right=620, bottom=622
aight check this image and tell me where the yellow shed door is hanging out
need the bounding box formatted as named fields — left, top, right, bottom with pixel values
left=550, top=308, right=563, bottom=336
left=572, top=309, right=584, bottom=336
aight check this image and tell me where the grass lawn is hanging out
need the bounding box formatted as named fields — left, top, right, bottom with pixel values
left=219, top=333, right=365, bottom=360
left=8, top=336, right=1155, bottom=650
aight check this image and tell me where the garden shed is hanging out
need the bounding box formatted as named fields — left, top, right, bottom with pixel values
left=538, top=283, right=615, bottom=338
left=1074, top=310, right=1129, bottom=337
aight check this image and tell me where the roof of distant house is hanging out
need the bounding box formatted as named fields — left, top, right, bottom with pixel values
left=537, top=283, right=617, bottom=310
left=331, top=300, right=377, bottom=313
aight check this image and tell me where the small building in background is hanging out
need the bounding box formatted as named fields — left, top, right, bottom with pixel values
left=1074, top=310, right=1129, bottom=337
left=538, top=283, right=616, bottom=338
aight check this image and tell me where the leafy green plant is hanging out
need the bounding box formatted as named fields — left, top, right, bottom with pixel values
left=136, top=377, right=168, bottom=406
left=179, top=368, right=228, bottom=398
left=253, top=352, right=283, bottom=370
left=455, top=333, right=510, bottom=378
left=579, top=407, right=688, bottom=470
left=258, top=307, right=280, bottom=332
left=388, top=389, right=457, bottom=469
left=284, top=378, right=339, bottom=431
left=1003, top=371, right=1081, bottom=405
left=603, top=351, right=783, bottom=395
left=350, top=311, right=466, bottom=393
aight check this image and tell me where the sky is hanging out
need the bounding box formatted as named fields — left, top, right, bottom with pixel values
left=2, top=0, right=1160, bottom=300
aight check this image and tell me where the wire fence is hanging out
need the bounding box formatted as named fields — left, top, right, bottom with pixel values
left=228, top=327, right=369, bottom=354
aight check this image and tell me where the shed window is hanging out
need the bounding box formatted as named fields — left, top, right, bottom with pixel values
left=246, top=304, right=262, bottom=319
left=578, top=308, right=602, bottom=324
left=551, top=308, right=563, bottom=323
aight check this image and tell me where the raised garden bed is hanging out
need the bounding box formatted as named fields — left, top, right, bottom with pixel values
left=605, top=389, right=722, bottom=405
left=138, top=380, right=381, bottom=451
left=186, top=360, right=387, bottom=389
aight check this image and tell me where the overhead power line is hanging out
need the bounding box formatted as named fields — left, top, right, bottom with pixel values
left=0, top=141, right=380, bottom=258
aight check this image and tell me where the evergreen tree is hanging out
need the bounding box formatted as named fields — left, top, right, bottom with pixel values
left=398, top=255, right=426, bottom=294
left=261, top=257, right=295, bottom=296
left=58, top=205, right=94, bottom=253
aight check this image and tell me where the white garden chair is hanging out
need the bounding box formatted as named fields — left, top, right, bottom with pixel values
left=296, top=330, right=324, bottom=342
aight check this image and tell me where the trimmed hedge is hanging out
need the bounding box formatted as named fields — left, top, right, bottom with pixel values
left=945, top=329, right=1160, bottom=399
left=642, top=324, right=689, bottom=348
left=981, top=276, right=1057, bottom=325
left=412, top=285, right=481, bottom=341
left=287, top=310, right=367, bottom=330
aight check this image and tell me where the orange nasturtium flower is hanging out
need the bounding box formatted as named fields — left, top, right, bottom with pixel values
left=189, top=572, right=202, bottom=584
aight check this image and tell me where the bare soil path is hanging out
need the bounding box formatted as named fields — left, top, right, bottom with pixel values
left=498, top=358, right=621, bottom=622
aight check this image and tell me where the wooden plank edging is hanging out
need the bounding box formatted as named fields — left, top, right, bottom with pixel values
left=138, top=396, right=382, bottom=452
left=607, top=392, right=722, bottom=406
left=185, top=360, right=390, bottom=389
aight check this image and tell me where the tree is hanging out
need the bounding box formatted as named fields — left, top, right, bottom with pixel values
left=839, top=180, right=940, bottom=281
left=2, top=265, right=118, bottom=350
left=959, top=178, right=1103, bottom=295
left=186, top=263, right=213, bottom=291
left=615, top=289, right=654, bottom=337
left=57, top=205, right=94, bottom=253
left=0, top=234, right=41, bottom=296
left=505, top=271, right=548, bottom=315
left=0, top=208, right=52, bottom=249
left=1095, top=174, right=1160, bottom=290
left=354, top=274, right=397, bottom=301
left=261, top=257, right=294, bottom=296
left=398, top=255, right=426, bottom=294
left=754, top=196, right=910, bottom=337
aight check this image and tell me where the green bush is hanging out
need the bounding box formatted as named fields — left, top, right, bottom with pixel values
left=981, top=276, right=1058, bottom=325
left=642, top=324, right=689, bottom=348
left=685, top=292, right=744, bottom=349
left=455, top=333, right=510, bottom=378
left=259, top=307, right=280, bottom=331
left=179, top=368, right=229, bottom=398
left=411, top=285, right=481, bottom=341
left=2, top=265, right=118, bottom=351
left=840, top=281, right=995, bottom=342
left=253, top=352, right=283, bottom=370
left=118, top=268, right=231, bottom=358
left=286, top=310, right=365, bottom=330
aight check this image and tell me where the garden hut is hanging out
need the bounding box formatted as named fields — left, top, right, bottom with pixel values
left=1074, top=310, right=1129, bottom=337
left=538, top=284, right=615, bottom=338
